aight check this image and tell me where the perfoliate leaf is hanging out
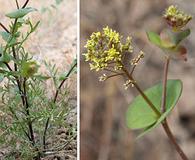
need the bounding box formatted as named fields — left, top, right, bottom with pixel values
left=6, top=7, right=37, bottom=19
left=146, top=31, right=162, bottom=47
left=171, top=29, right=191, bottom=45
left=160, top=30, right=175, bottom=49
left=147, top=29, right=190, bottom=61
left=126, top=80, right=182, bottom=131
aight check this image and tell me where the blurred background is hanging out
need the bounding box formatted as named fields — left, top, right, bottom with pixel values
left=0, top=0, right=77, bottom=159
left=80, top=0, right=195, bottom=160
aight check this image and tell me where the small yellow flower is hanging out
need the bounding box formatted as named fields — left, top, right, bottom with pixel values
left=83, top=26, right=133, bottom=71
left=163, top=5, right=192, bottom=30
left=84, top=27, right=144, bottom=87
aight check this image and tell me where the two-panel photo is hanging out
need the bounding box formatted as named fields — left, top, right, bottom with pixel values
left=0, top=0, right=194, bottom=160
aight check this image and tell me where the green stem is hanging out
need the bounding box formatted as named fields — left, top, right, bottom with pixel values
left=161, top=57, right=169, bottom=113
left=161, top=57, right=189, bottom=160
left=120, top=63, right=161, bottom=117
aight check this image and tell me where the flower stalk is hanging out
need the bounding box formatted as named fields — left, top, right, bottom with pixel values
left=120, top=63, right=161, bottom=117
left=84, top=5, right=192, bottom=157
left=160, top=57, right=188, bottom=160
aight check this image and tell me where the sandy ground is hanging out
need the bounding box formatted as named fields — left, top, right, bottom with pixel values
left=0, top=0, right=77, bottom=159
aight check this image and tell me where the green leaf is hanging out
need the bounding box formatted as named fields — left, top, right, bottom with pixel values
left=126, top=79, right=182, bottom=130
left=32, top=21, right=40, bottom=31
left=59, top=72, right=68, bottom=81
left=55, top=0, right=63, bottom=5
left=59, top=59, right=77, bottom=81
left=146, top=31, right=162, bottom=47
left=0, top=53, right=12, bottom=63
left=0, top=32, right=11, bottom=42
left=0, top=74, right=4, bottom=82
left=0, top=46, right=3, bottom=54
left=0, top=32, right=15, bottom=43
left=0, top=32, right=17, bottom=46
left=171, top=29, right=191, bottom=45
left=6, top=7, right=37, bottom=19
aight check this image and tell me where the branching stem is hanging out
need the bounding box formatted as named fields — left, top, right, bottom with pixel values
left=43, top=61, right=77, bottom=150
left=2, top=0, right=37, bottom=150
left=120, top=62, right=161, bottom=117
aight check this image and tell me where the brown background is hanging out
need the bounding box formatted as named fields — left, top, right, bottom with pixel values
left=80, top=0, right=195, bottom=160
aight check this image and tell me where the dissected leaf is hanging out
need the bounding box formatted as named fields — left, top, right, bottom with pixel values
left=126, top=80, right=182, bottom=130
left=6, top=7, right=37, bottom=19
left=59, top=59, right=77, bottom=81
left=34, top=75, right=51, bottom=81
left=0, top=74, right=4, bottom=82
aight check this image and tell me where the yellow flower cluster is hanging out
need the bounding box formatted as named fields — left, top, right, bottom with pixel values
left=163, top=5, right=192, bottom=30
left=84, top=26, right=133, bottom=71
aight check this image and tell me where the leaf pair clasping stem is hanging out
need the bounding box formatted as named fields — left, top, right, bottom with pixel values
left=120, top=57, right=188, bottom=160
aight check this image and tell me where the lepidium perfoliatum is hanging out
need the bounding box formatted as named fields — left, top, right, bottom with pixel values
left=0, top=0, right=77, bottom=159
left=84, top=5, right=192, bottom=160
